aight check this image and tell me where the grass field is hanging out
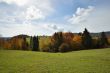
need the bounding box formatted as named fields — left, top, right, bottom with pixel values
left=0, top=48, right=110, bottom=73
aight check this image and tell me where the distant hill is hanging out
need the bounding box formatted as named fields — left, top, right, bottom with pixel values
left=90, top=31, right=110, bottom=37
left=105, top=31, right=110, bottom=37
left=12, top=34, right=30, bottom=39
left=73, top=31, right=110, bottom=37
left=0, top=34, right=30, bottom=41
left=0, top=31, right=110, bottom=39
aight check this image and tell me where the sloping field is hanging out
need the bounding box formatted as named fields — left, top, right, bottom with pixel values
left=0, top=48, right=110, bottom=73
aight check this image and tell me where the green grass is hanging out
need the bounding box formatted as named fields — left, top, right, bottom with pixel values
left=0, top=48, right=110, bottom=73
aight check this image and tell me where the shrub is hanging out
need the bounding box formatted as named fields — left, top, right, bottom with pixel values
left=41, top=44, right=50, bottom=52
left=39, top=36, right=51, bottom=51
left=59, top=43, right=70, bottom=52
left=42, top=47, right=50, bottom=52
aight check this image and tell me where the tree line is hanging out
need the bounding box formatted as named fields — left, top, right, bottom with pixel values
left=0, top=28, right=110, bottom=52
left=41, top=28, right=109, bottom=52
left=0, top=35, right=39, bottom=51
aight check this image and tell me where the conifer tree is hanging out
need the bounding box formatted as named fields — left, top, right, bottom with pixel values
left=82, top=28, right=93, bottom=49
left=32, top=36, right=39, bottom=51
left=99, top=32, right=108, bottom=47
left=52, top=32, right=63, bottom=52
left=30, top=36, right=33, bottom=50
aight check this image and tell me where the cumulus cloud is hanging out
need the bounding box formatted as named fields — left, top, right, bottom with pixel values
left=81, top=6, right=110, bottom=32
left=0, top=0, right=54, bottom=22
left=0, top=22, right=64, bottom=36
left=45, top=24, right=64, bottom=31
left=24, top=5, right=45, bottom=20
left=68, top=6, right=94, bottom=24
left=0, top=0, right=59, bottom=36
left=0, top=23, right=37, bottom=36
left=0, top=0, right=54, bottom=13
left=67, top=5, right=110, bottom=32
left=0, top=0, right=29, bottom=6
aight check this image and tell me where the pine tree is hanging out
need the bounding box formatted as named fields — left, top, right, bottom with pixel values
left=82, top=28, right=93, bottom=49
left=22, top=37, right=28, bottom=50
left=99, top=32, right=108, bottom=47
left=52, top=32, right=63, bottom=52
left=32, top=36, right=39, bottom=51
left=30, top=36, right=33, bottom=50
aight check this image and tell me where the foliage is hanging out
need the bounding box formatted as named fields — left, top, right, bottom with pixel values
left=82, top=28, right=93, bottom=49
left=72, top=35, right=84, bottom=50
left=0, top=29, right=110, bottom=52
left=40, top=43, right=52, bottom=52
left=39, top=36, right=51, bottom=51
left=98, top=32, right=109, bottom=47
left=59, top=43, right=70, bottom=52
left=21, top=37, right=28, bottom=50
left=51, top=32, right=63, bottom=52
left=32, top=36, right=39, bottom=51
left=63, top=32, right=74, bottom=44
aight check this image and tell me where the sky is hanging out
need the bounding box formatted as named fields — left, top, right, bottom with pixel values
left=0, top=0, right=110, bottom=37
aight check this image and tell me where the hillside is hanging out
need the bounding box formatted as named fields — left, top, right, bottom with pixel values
left=73, top=31, right=110, bottom=37
left=0, top=48, right=110, bottom=73
left=1, top=31, right=110, bottom=39
left=91, top=31, right=110, bottom=37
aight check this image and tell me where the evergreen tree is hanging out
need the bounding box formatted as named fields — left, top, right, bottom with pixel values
left=22, top=37, right=28, bottom=50
left=32, top=36, right=39, bottom=51
left=82, top=28, right=93, bottom=49
left=78, top=32, right=82, bottom=36
left=52, top=32, right=63, bottom=52
left=99, top=32, right=108, bottom=47
left=30, top=36, right=33, bottom=50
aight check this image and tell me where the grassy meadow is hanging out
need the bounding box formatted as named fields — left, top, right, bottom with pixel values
left=0, top=48, right=110, bottom=73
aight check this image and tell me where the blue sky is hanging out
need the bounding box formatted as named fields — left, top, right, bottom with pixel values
left=0, top=0, right=110, bottom=37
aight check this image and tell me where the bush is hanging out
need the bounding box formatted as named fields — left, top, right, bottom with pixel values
left=40, top=43, right=53, bottom=52
left=39, top=36, right=51, bottom=51
left=41, top=47, right=50, bottom=52
left=71, top=35, right=83, bottom=50
left=59, top=43, right=70, bottom=52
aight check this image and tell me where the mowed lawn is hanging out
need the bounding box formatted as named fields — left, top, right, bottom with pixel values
left=0, top=48, right=110, bottom=73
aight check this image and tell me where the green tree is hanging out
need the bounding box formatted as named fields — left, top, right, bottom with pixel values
left=99, top=32, right=108, bottom=47
left=51, top=32, right=63, bottom=52
left=32, top=36, right=39, bottom=51
left=30, top=36, right=33, bottom=50
left=22, top=37, right=28, bottom=50
left=82, top=28, right=93, bottom=49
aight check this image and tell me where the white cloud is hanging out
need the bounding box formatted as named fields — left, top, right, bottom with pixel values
left=0, top=23, right=42, bottom=37
left=45, top=23, right=64, bottom=31
left=68, top=6, right=94, bottom=24
left=81, top=6, right=110, bottom=32
left=25, top=5, right=45, bottom=20
left=0, top=0, right=55, bottom=22
left=0, top=0, right=54, bottom=14
left=0, top=0, right=29, bottom=6
left=0, top=0, right=58, bottom=36
left=33, top=0, right=54, bottom=15
left=67, top=5, right=110, bottom=33
left=0, top=22, right=64, bottom=37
